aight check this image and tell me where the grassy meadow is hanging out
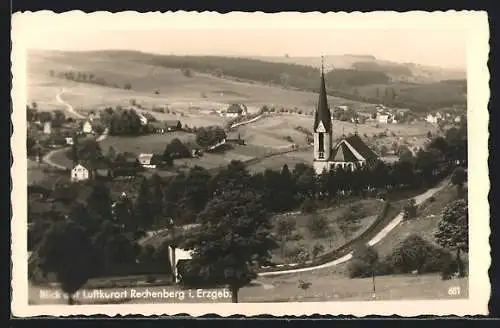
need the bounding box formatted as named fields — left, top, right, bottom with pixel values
left=270, top=199, right=385, bottom=264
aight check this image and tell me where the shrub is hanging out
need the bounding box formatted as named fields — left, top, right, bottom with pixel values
left=388, top=234, right=451, bottom=274
left=311, top=243, right=325, bottom=260
left=300, top=198, right=317, bottom=213
left=348, top=245, right=380, bottom=278
left=348, top=259, right=373, bottom=278
left=283, top=244, right=309, bottom=262
left=403, top=199, right=418, bottom=219
left=307, top=215, right=329, bottom=238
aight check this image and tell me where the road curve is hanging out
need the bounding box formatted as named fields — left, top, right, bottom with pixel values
left=258, top=180, right=450, bottom=277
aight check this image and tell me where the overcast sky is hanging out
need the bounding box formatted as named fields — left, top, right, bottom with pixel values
left=14, top=11, right=472, bottom=69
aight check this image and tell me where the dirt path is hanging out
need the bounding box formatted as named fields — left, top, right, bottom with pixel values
left=258, top=179, right=450, bottom=277
left=56, top=89, right=86, bottom=119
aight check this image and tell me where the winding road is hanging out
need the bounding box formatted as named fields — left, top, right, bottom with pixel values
left=258, top=179, right=450, bottom=277
left=41, top=92, right=108, bottom=170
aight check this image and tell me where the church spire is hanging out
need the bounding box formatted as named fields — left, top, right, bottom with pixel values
left=313, top=56, right=332, bottom=133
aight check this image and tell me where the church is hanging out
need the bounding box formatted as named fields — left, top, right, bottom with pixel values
left=312, top=61, right=379, bottom=175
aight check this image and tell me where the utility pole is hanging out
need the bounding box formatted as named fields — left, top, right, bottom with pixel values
left=372, top=268, right=376, bottom=299
left=168, top=218, right=177, bottom=283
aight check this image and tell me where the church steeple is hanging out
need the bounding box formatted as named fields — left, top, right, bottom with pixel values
left=313, top=56, right=333, bottom=171
left=313, top=56, right=332, bottom=133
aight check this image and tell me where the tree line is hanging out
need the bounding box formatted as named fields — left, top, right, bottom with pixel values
left=132, top=53, right=465, bottom=111
left=49, top=69, right=133, bottom=90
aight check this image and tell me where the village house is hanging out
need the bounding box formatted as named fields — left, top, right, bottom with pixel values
left=312, top=61, right=379, bottom=175
left=148, top=121, right=168, bottom=134
left=82, top=120, right=93, bottom=134
left=138, top=153, right=167, bottom=169
left=65, top=137, right=74, bottom=145
left=138, top=153, right=154, bottom=168
left=377, top=112, right=391, bottom=124
left=43, top=121, right=52, bottom=135
left=71, top=164, right=90, bottom=182
left=225, top=103, right=248, bottom=118
left=426, top=114, right=438, bottom=124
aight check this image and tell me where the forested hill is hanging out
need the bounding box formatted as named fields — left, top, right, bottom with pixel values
left=33, top=50, right=467, bottom=112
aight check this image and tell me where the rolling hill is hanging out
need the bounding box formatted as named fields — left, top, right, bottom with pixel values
left=28, top=49, right=466, bottom=116
left=250, top=54, right=466, bottom=83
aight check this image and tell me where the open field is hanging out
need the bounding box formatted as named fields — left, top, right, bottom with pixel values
left=27, top=51, right=364, bottom=118
left=248, top=149, right=311, bottom=173
left=239, top=113, right=438, bottom=154
left=270, top=199, right=385, bottom=264
left=241, top=273, right=468, bottom=302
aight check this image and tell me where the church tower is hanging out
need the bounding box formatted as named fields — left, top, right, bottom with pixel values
left=313, top=57, right=333, bottom=174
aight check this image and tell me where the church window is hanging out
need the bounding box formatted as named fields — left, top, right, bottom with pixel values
left=318, top=133, right=324, bottom=152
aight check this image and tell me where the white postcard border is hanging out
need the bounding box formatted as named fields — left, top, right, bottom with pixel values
left=11, top=10, right=491, bottom=317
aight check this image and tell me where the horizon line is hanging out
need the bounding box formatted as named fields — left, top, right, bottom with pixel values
left=27, top=48, right=467, bottom=71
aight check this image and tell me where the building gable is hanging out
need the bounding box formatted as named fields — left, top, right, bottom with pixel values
left=316, top=121, right=326, bottom=133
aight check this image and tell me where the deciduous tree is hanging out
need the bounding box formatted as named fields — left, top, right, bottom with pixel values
left=182, top=190, right=278, bottom=303
left=435, top=199, right=468, bottom=277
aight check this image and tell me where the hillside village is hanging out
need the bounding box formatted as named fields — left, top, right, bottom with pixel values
left=26, top=51, right=469, bottom=304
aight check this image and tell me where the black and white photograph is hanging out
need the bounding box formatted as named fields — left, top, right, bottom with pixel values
left=11, top=11, right=490, bottom=316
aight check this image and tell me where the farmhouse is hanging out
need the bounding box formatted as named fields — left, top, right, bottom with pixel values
left=312, top=61, right=379, bottom=175
left=226, top=103, right=248, bottom=118
left=43, top=121, right=52, bottom=135
left=138, top=153, right=166, bottom=169
left=377, top=113, right=391, bottom=124
left=426, top=114, right=438, bottom=124
left=138, top=153, right=154, bottom=168
left=148, top=121, right=167, bottom=134
left=82, top=120, right=93, bottom=134
left=65, top=137, right=74, bottom=145
left=71, top=164, right=90, bottom=182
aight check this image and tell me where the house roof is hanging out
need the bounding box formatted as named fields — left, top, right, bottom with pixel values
left=148, top=121, right=166, bottom=129
left=138, top=153, right=154, bottom=164
left=165, top=120, right=181, bottom=127
left=344, top=134, right=379, bottom=161
left=226, top=132, right=242, bottom=140
left=76, top=159, right=109, bottom=170
left=142, top=112, right=157, bottom=121
left=330, top=134, right=378, bottom=163
left=331, top=142, right=358, bottom=162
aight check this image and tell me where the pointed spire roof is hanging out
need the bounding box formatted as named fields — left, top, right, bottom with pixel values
left=313, top=56, right=332, bottom=132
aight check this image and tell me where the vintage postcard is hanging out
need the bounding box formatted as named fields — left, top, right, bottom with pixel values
left=11, top=11, right=490, bottom=316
